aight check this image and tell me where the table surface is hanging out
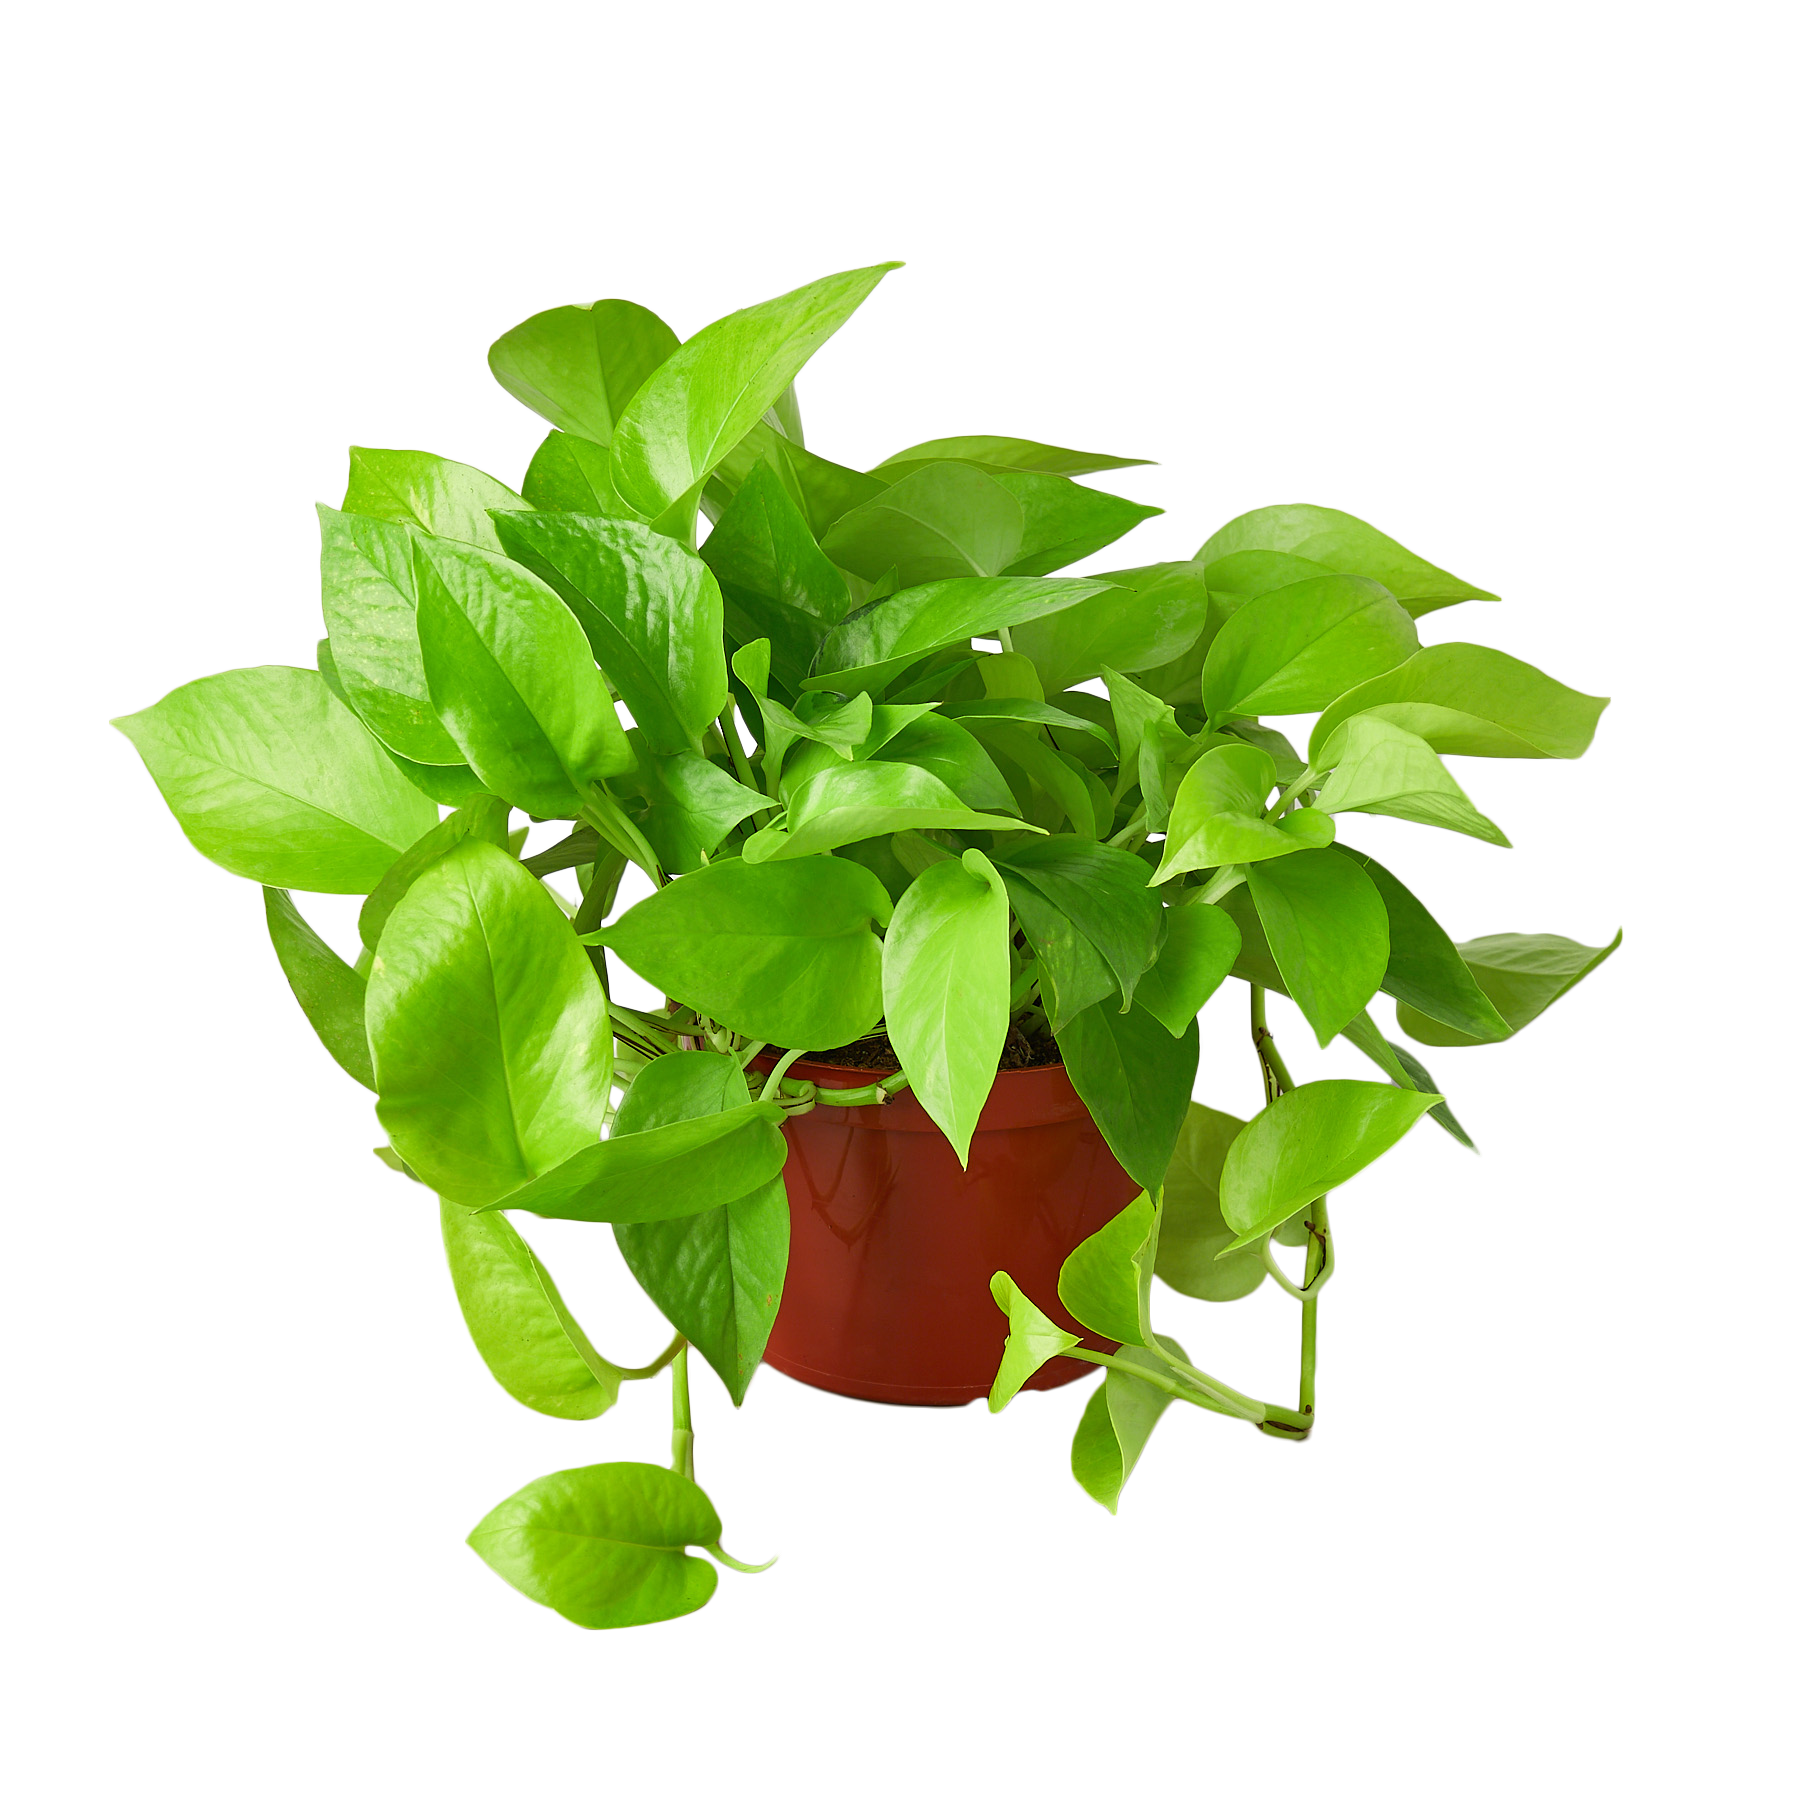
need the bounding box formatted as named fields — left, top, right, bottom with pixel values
left=116, top=1101, right=1634, bottom=1641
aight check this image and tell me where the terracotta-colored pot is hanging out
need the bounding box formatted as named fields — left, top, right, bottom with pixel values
left=759, top=1055, right=1141, bottom=1406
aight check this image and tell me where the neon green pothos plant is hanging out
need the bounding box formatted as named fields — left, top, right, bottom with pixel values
left=116, top=262, right=1616, bottom=1629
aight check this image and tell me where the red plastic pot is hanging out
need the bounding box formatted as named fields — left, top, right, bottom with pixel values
left=759, top=1055, right=1141, bottom=1406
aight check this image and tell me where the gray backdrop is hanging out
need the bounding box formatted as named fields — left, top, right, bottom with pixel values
left=116, top=262, right=1634, bottom=1123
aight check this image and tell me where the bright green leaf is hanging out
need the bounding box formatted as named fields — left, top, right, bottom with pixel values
left=467, top=1461, right=720, bottom=1630
left=1397, top=931, right=1622, bottom=1048
left=1157, top=1104, right=1266, bottom=1300
left=755, top=760, right=1040, bottom=861
left=114, top=665, right=437, bottom=894
left=1058, top=1190, right=1157, bottom=1347
left=1132, top=903, right=1241, bottom=1036
left=1316, top=715, right=1510, bottom=846
left=881, top=848, right=1010, bottom=1164
left=262, top=887, right=375, bottom=1088
left=342, top=447, right=531, bottom=554
left=1152, top=743, right=1332, bottom=883
left=1070, top=1336, right=1185, bottom=1513
left=996, top=837, right=1163, bottom=1005
left=1056, top=994, right=1197, bottom=1192
left=441, top=1202, right=622, bottom=1420
left=1011, top=560, right=1209, bottom=692
left=822, top=461, right=1024, bottom=585
left=488, top=298, right=680, bottom=447
left=987, top=1273, right=1081, bottom=1411
left=358, top=794, right=511, bottom=954
left=1246, top=849, right=1389, bottom=1047
left=877, top=435, right=1150, bottom=477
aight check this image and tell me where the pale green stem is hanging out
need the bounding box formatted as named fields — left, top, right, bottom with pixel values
left=670, top=1341, right=694, bottom=1481
left=617, top=1334, right=683, bottom=1381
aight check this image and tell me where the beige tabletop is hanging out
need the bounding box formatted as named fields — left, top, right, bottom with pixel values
left=116, top=1101, right=1634, bottom=1641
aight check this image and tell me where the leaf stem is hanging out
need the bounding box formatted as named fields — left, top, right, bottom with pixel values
left=705, top=1541, right=778, bottom=1574
left=765, top=1045, right=808, bottom=1089
left=617, top=1333, right=684, bottom=1381
left=1260, top=1237, right=1310, bottom=1301
left=670, top=1340, right=694, bottom=1482
left=1263, top=769, right=1319, bottom=823
left=1065, top=1346, right=1264, bottom=1424
left=717, top=705, right=759, bottom=792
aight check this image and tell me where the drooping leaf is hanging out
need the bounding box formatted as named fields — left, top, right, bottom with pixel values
left=1245, top=849, right=1389, bottom=1047
left=1335, top=850, right=1511, bottom=1041
left=1315, top=715, right=1510, bottom=846
left=440, top=1202, right=622, bottom=1420
left=262, top=887, right=375, bottom=1088
left=996, top=837, right=1164, bottom=1005
left=592, top=854, right=892, bottom=1048
left=610, top=263, right=900, bottom=519
left=1309, top=643, right=1609, bottom=764
left=881, top=849, right=1010, bottom=1163
left=1219, top=1080, right=1443, bottom=1245
left=466, top=1461, right=720, bottom=1630
left=341, top=447, right=531, bottom=554
left=1151, top=743, right=1334, bottom=884
left=609, top=1053, right=787, bottom=1405
left=1057, top=1190, right=1157, bottom=1347
left=412, top=532, right=633, bottom=816
left=987, top=1273, right=1081, bottom=1411
left=1397, top=931, right=1622, bottom=1048
left=752, top=760, right=1039, bottom=861
left=1197, top=504, right=1499, bottom=618
left=877, top=435, right=1150, bottom=477
left=968, top=719, right=1102, bottom=837
left=1070, top=1336, right=1186, bottom=1513
left=1056, top=994, right=1197, bottom=1192
left=1004, top=878, right=1118, bottom=1032
left=806, top=574, right=1116, bottom=696
left=1201, top=574, right=1419, bottom=720
left=114, top=665, right=438, bottom=894
left=1156, top=1104, right=1266, bottom=1300
left=491, top=512, right=727, bottom=757
left=488, top=298, right=681, bottom=447
left=1132, top=903, right=1241, bottom=1036
left=365, top=841, right=611, bottom=1207
left=358, top=794, right=511, bottom=954
left=1346, top=1015, right=1497, bottom=1180
left=1011, top=560, right=1209, bottom=692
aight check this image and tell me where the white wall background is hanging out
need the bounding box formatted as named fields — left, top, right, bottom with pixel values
left=112, top=262, right=1634, bottom=1123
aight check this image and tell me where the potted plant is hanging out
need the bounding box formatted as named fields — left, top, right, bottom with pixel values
left=115, top=263, right=1616, bottom=1630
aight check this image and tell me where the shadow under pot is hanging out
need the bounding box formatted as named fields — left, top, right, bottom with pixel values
left=756, top=1054, right=1140, bottom=1406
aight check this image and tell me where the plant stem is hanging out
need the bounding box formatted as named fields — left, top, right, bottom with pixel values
left=716, top=704, right=758, bottom=792
left=997, top=626, right=1016, bottom=652
left=1263, top=769, right=1319, bottom=823
left=765, top=1045, right=807, bottom=1089
left=670, top=1341, right=694, bottom=1481
left=1249, top=984, right=1297, bottom=1103
left=617, top=1333, right=683, bottom=1381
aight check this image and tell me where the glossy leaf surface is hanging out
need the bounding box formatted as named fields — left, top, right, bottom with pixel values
left=441, top=1202, right=621, bottom=1419
left=610, top=263, right=899, bottom=518
left=1202, top=574, right=1419, bottom=720
left=1336, top=850, right=1511, bottom=1041
left=1398, top=931, right=1621, bottom=1047
left=1153, top=743, right=1334, bottom=883
left=991, top=469, right=1160, bottom=576
left=1056, top=995, right=1197, bottom=1192
left=493, top=511, right=728, bottom=755
left=1132, top=903, right=1241, bottom=1036
left=1219, top=1080, right=1443, bottom=1244
left=610, top=1053, right=787, bottom=1403
left=262, top=887, right=375, bottom=1088
left=488, top=299, right=680, bottom=447
left=593, top=855, right=891, bottom=1048
left=521, top=430, right=639, bottom=518
left=628, top=741, right=774, bottom=874
left=1310, top=643, right=1609, bottom=763
left=1071, top=1337, right=1184, bottom=1513
left=1156, top=1104, right=1266, bottom=1300
left=987, top=1273, right=1080, bottom=1411
left=881, top=849, right=1010, bottom=1163
left=997, top=837, right=1163, bottom=1005
left=1011, top=560, right=1209, bottom=692
left=341, top=447, right=530, bottom=554
left=358, top=794, right=511, bottom=954
left=1004, top=878, right=1117, bottom=1033
left=467, top=1462, right=720, bottom=1629
left=413, top=533, right=632, bottom=815
left=114, top=666, right=437, bottom=893
left=1198, top=504, right=1499, bottom=618
left=758, top=760, right=1038, bottom=861
left=317, top=507, right=464, bottom=764
left=870, top=713, right=1016, bottom=814
left=1316, top=715, right=1510, bottom=845
left=1058, top=1190, right=1157, bottom=1346
left=822, top=461, right=1024, bottom=585
left=877, top=435, right=1149, bottom=477
left=807, top=575, right=1115, bottom=695
left=1246, top=850, right=1389, bottom=1046
left=366, top=842, right=611, bottom=1207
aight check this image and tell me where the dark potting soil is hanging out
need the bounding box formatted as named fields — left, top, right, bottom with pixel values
left=776, top=1026, right=1063, bottom=1073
